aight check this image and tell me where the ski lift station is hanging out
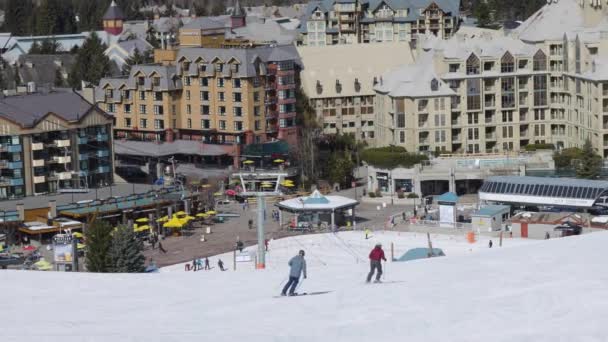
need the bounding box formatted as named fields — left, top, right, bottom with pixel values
left=275, top=190, right=359, bottom=230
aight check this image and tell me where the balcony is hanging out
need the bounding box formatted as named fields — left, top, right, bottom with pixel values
left=58, top=172, right=72, bottom=180
left=51, top=156, right=71, bottom=164
left=485, top=133, right=496, bottom=140
left=485, top=117, right=494, bottom=124
left=10, top=178, right=23, bottom=186
left=31, top=142, right=44, bottom=151
left=452, top=135, right=461, bottom=142
left=32, top=159, right=45, bottom=167
left=94, top=134, right=109, bottom=142
left=96, top=150, right=110, bottom=158
left=54, top=139, right=71, bottom=148
left=5, top=145, right=22, bottom=153
left=77, top=136, right=88, bottom=145
left=96, top=166, right=111, bottom=174
left=8, top=161, right=23, bottom=169
left=34, top=176, right=46, bottom=184
left=79, top=153, right=89, bottom=161
left=485, top=101, right=495, bottom=108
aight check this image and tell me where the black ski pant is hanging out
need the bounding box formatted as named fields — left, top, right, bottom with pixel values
left=367, top=260, right=383, bottom=282
left=282, top=276, right=300, bottom=295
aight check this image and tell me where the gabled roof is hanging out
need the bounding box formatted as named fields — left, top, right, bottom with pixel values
left=0, top=91, right=106, bottom=128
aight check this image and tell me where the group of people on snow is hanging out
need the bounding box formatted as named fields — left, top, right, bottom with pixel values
left=186, top=257, right=226, bottom=271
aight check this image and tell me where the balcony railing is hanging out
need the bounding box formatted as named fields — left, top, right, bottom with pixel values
left=54, top=139, right=71, bottom=148
left=77, top=136, right=88, bottom=145
left=79, top=153, right=89, bottom=161
left=31, top=142, right=44, bottom=151
left=32, top=159, right=45, bottom=167
left=485, top=133, right=496, bottom=140
left=96, top=150, right=110, bottom=158
left=8, top=161, right=23, bottom=169
left=34, top=176, right=46, bottom=184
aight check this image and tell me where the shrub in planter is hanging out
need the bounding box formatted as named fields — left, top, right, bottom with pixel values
left=369, top=192, right=376, bottom=198
left=397, top=192, right=405, bottom=199
left=375, top=189, right=382, bottom=197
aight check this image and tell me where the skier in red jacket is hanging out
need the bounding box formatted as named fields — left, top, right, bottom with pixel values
left=367, top=242, right=387, bottom=283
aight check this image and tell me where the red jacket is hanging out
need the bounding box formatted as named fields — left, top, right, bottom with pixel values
left=369, top=247, right=386, bottom=261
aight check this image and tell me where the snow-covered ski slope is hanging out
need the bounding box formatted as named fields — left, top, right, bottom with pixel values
left=2, top=231, right=608, bottom=342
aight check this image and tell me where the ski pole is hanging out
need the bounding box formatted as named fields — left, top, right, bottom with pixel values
left=295, top=278, right=305, bottom=293
left=383, top=260, right=386, bottom=280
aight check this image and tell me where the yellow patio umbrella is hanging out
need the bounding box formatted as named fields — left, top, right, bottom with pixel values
left=34, top=259, right=53, bottom=271
left=77, top=243, right=86, bottom=250
left=273, top=159, right=285, bottom=163
left=180, top=215, right=195, bottom=224
left=72, top=232, right=84, bottom=238
left=134, top=225, right=150, bottom=233
left=196, top=213, right=209, bottom=218
left=135, top=217, right=149, bottom=223
left=163, top=218, right=183, bottom=229
left=175, top=211, right=186, bottom=216
left=261, top=183, right=273, bottom=188
left=243, top=160, right=254, bottom=165
left=156, top=216, right=169, bottom=223
left=213, top=192, right=222, bottom=196
left=205, top=210, right=217, bottom=215
left=282, top=183, right=295, bottom=187
left=201, top=184, right=211, bottom=188
left=281, top=180, right=294, bottom=185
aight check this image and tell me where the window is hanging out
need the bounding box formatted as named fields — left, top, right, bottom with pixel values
left=502, top=111, right=513, bottom=122
left=154, top=119, right=164, bottom=129
left=234, top=107, right=243, bottom=117
left=154, top=92, right=163, bottom=101
left=217, top=78, right=225, bottom=87
left=187, top=118, right=192, bottom=129
left=254, top=106, right=261, bottom=116
left=124, top=104, right=131, bottom=113
left=233, top=79, right=241, bottom=88
left=518, top=59, right=528, bottom=70
left=533, top=50, right=547, bottom=71
left=233, top=92, right=242, bottom=102
left=139, top=104, right=147, bottom=114
left=185, top=90, right=191, bottom=100
left=219, top=106, right=226, bottom=116
left=201, top=105, right=210, bottom=115
left=153, top=77, right=160, bottom=87
left=400, top=131, right=405, bottom=143
left=234, top=121, right=243, bottom=131
left=107, top=103, right=116, bottom=113
left=201, top=119, right=210, bottom=129
left=154, top=105, right=164, bottom=115
left=219, top=92, right=225, bottom=102
left=184, top=77, right=191, bottom=86
left=467, top=78, right=481, bottom=110
left=122, top=90, right=131, bottom=99
left=201, top=91, right=209, bottom=101
left=124, top=118, right=131, bottom=128
left=138, top=77, right=145, bottom=86
left=466, top=54, right=480, bottom=75
left=501, top=52, right=514, bottom=73
left=140, top=118, right=147, bottom=128
left=534, top=75, right=547, bottom=106
left=219, top=120, right=226, bottom=130
left=255, top=120, right=261, bottom=130
left=186, top=104, right=192, bottom=115
left=501, top=77, right=515, bottom=108
left=430, top=79, right=439, bottom=91
left=253, top=92, right=260, bottom=102
left=397, top=114, right=405, bottom=128
left=449, top=64, right=460, bottom=73
left=200, top=78, right=208, bottom=87
left=105, top=88, right=114, bottom=98
left=139, top=91, right=146, bottom=100
left=467, top=113, right=478, bottom=124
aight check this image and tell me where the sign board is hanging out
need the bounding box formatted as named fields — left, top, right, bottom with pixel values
left=53, top=234, right=73, bottom=263
left=236, top=252, right=252, bottom=262
left=439, top=204, right=455, bottom=228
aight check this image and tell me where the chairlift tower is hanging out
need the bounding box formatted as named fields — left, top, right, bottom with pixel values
left=253, top=190, right=280, bottom=270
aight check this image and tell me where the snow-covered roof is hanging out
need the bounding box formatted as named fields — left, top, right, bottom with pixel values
left=298, top=42, right=414, bottom=99
left=277, top=190, right=359, bottom=211
left=514, top=0, right=584, bottom=43
left=374, top=51, right=455, bottom=98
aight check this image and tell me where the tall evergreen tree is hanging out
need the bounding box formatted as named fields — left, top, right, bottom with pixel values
left=5, top=0, right=33, bottom=35
left=577, top=139, right=602, bottom=179
left=108, top=225, right=145, bottom=273
left=69, top=32, right=110, bottom=89
left=85, top=219, right=114, bottom=272
left=121, top=47, right=152, bottom=75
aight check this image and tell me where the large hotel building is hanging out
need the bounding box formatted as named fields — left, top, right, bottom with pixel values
left=372, top=0, right=608, bottom=157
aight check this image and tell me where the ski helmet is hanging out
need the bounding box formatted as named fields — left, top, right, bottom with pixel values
left=299, top=249, right=305, bottom=256
left=375, top=242, right=382, bottom=247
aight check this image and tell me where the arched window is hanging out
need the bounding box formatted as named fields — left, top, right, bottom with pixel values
left=533, top=50, right=547, bottom=71
left=501, top=52, right=514, bottom=73
left=466, top=53, right=480, bottom=75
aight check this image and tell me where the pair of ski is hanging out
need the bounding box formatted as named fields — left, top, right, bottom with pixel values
left=274, top=281, right=405, bottom=298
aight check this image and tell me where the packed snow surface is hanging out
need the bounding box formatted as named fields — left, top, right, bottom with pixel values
left=1, top=231, right=607, bottom=342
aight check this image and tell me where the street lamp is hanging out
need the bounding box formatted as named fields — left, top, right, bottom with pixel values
left=389, top=170, right=394, bottom=206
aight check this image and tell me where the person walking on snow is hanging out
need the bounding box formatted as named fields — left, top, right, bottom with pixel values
left=218, top=259, right=226, bottom=271
left=281, top=250, right=307, bottom=296
left=367, top=243, right=387, bottom=283
left=204, top=257, right=210, bottom=270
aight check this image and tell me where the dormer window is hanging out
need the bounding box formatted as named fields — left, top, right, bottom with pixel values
left=231, top=64, right=239, bottom=73
left=183, top=61, right=190, bottom=71
left=199, top=64, right=207, bottom=72
left=138, top=77, right=145, bottom=86
left=105, top=89, right=114, bottom=98
left=336, top=80, right=342, bottom=93
left=215, top=63, right=223, bottom=72
left=153, top=77, right=160, bottom=87
left=354, top=78, right=361, bottom=92
left=430, top=79, right=439, bottom=91
left=316, top=80, right=323, bottom=94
